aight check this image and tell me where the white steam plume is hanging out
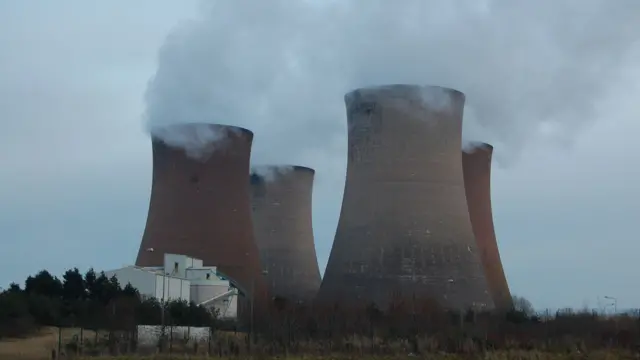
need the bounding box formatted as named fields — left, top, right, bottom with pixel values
left=251, top=165, right=295, bottom=183
left=144, top=0, right=640, bottom=169
left=345, top=85, right=457, bottom=128
left=417, top=86, right=456, bottom=115
left=150, top=124, right=239, bottom=161
left=142, top=0, right=640, bottom=275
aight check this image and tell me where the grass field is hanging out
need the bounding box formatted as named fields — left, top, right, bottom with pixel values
left=2, top=329, right=638, bottom=360
left=14, top=352, right=639, bottom=360
left=0, top=326, right=106, bottom=360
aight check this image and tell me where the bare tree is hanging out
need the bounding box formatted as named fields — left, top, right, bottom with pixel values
left=511, top=295, right=534, bottom=316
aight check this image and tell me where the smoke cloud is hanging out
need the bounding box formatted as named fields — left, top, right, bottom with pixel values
left=344, top=85, right=456, bottom=130
left=142, top=0, right=640, bottom=260
left=251, top=165, right=295, bottom=183
left=144, top=0, right=639, bottom=169
left=462, top=141, right=490, bottom=154
left=417, top=86, right=456, bottom=115
left=150, top=124, right=238, bottom=161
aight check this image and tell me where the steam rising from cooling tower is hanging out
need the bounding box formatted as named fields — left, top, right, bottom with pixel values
left=141, top=1, right=640, bottom=298
left=250, top=165, right=321, bottom=302
left=318, top=85, right=493, bottom=310
left=143, top=0, right=640, bottom=169
left=251, top=165, right=295, bottom=183
left=148, top=123, right=240, bottom=161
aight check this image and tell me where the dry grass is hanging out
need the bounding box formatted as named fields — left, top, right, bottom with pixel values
left=0, top=326, right=106, bottom=360
left=64, top=352, right=640, bottom=360
left=2, top=327, right=639, bottom=360
left=0, top=328, right=245, bottom=359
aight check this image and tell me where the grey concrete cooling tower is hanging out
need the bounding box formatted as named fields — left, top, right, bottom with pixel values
left=250, top=165, right=321, bottom=303
left=462, top=143, right=512, bottom=310
left=317, top=84, right=494, bottom=311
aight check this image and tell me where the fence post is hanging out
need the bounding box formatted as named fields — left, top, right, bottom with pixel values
left=208, top=327, right=212, bottom=356
left=57, top=326, right=62, bottom=359
left=169, top=325, right=173, bottom=355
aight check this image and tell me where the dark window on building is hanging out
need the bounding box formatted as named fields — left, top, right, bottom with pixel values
left=206, top=273, right=211, bottom=280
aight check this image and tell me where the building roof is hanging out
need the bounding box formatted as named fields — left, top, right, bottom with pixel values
left=104, top=265, right=188, bottom=281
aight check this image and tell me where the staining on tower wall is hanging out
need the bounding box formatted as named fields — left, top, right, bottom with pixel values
left=250, top=165, right=321, bottom=303
left=462, top=143, right=513, bottom=310
left=318, top=84, right=494, bottom=311
left=135, top=123, right=266, bottom=317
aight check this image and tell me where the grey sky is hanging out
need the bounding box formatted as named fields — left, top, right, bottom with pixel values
left=1, top=0, right=638, bottom=311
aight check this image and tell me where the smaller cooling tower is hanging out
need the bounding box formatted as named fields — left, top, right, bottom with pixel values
left=462, top=143, right=512, bottom=310
left=250, top=165, right=321, bottom=303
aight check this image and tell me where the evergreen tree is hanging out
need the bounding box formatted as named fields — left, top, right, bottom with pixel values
left=24, top=270, right=63, bottom=298
left=84, top=268, right=98, bottom=300
left=62, top=267, right=86, bottom=301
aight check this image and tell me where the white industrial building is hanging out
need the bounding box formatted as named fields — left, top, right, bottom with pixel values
left=104, top=253, right=238, bottom=319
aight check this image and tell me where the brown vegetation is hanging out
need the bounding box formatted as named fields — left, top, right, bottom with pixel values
left=3, top=268, right=639, bottom=359
left=3, top=301, right=640, bottom=359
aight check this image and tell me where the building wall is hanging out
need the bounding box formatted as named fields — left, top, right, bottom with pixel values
left=137, top=325, right=210, bottom=347
left=318, top=85, right=494, bottom=311
left=190, top=284, right=232, bottom=304
left=134, top=124, right=267, bottom=313
left=164, top=253, right=206, bottom=278
left=185, top=268, right=219, bottom=282
left=154, top=274, right=190, bottom=302
left=105, top=266, right=192, bottom=302
left=191, top=258, right=204, bottom=268
left=214, top=293, right=238, bottom=319
left=164, top=254, right=188, bottom=278
left=105, top=267, right=157, bottom=299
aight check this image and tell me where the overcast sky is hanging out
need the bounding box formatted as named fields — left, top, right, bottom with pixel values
left=1, top=0, right=639, bottom=311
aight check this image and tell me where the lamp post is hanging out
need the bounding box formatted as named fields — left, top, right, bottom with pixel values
left=145, top=248, right=166, bottom=330
left=604, top=296, right=617, bottom=314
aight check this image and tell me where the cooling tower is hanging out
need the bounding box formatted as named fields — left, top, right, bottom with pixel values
left=250, top=165, right=321, bottom=303
left=318, top=84, right=494, bottom=311
left=135, top=123, right=266, bottom=305
left=462, top=143, right=512, bottom=310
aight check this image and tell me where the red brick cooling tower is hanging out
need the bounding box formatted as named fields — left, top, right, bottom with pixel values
left=462, top=143, right=512, bottom=310
left=250, top=165, right=322, bottom=303
left=317, top=85, right=494, bottom=311
left=135, top=123, right=265, bottom=302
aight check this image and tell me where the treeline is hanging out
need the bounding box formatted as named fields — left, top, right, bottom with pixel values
left=248, top=299, right=640, bottom=355
left=3, top=268, right=640, bottom=355
left=0, top=268, right=216, bottom=339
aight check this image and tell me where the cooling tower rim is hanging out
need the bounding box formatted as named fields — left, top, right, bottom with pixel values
left=292, top=165, right=315, bottom=173
left=344, top=84, right=465, bottom=101
left=463, top=141, right=494, bottom=154
left=149, top=122, right=253, bottom=138
left=250, top=164, right=315, bottom=176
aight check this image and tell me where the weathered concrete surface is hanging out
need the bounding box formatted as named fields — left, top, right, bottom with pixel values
left=135, top=123, right=267, bottom=319
left=463, top=143, right=512, bottom=310
left=250, top=165, right=321, bottom=303
left=318, top=85, right=494, bottom=311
